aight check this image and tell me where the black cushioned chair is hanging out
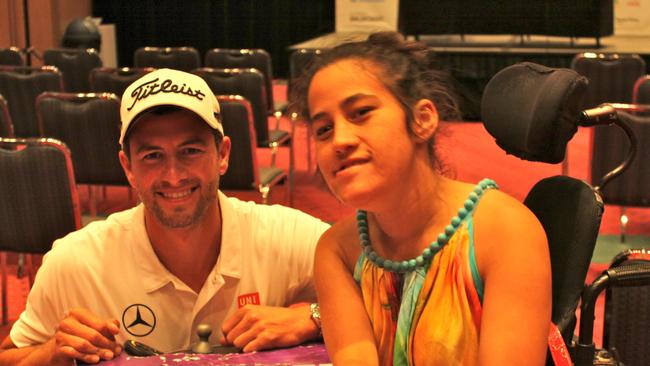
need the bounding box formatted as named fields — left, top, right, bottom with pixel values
left=589, top=109, right=650, bottom=202
left=0, top=47, right=23, bottom=66
left=217, top=95, right=287, bottom=204
left=576, top=249, right=650, bottom=366
left=288, top=49, right=323, bottom=103
left=0, top=66, right=63, bottom=137
left=193, top=67, right=294, bottom=205
left=35, top=92, right=128, bottom=215
left=482, top=62, right=604, bottom=366
left=134, top=47, right=200, bottom=72
left=0, top=138, right=81, bottom=325
left=588, top=104, right=650, bottom=242
left=205, top=48, right=282, bottom=114
left=89, top=67, right=155, bottom=98
left=43, top=48, right=103, bottom=93
left=0, top=95, right=13, bottom=138
left=570, top=53, right=646, bottom=177
left=571, top=53, right=646, bottom=109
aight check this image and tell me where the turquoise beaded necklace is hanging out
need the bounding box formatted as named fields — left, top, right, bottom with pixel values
left=356, top=178, right=498, bottom=273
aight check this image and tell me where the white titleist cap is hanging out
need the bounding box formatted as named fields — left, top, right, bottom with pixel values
left=119, top=68, right=222, bottom=145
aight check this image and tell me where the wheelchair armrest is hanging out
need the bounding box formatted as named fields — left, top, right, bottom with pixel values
left=574, top=262, right=650, bottom=366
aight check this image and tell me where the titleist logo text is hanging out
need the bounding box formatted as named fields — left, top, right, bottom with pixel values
left=127, top=78, right=206, bottom=111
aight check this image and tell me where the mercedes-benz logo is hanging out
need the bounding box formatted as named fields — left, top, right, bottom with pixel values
left=122, top=304, right=156, bottom=337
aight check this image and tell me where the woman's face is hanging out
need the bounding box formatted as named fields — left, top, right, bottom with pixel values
left=307, top=59, right=421, bottom=207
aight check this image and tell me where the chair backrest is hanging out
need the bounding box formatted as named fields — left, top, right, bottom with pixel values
left=35, top=92, right=127, bottom=186
left=0, top=138, right=81, bottom=254
left=571, top=53, right=646, bottom=109
left=217, top=95, right=260, bottom=190
left=523, top=176, right=603, bottom=343
left=0, top=47, right=24, bottom=66
left=90, top=67, right=155, bottom=98
left=633, top=75, right=650, bottom=105
left=0, top=66, right=63, bottom=137
left=0, top=95, right=13, bottom=137
left=193, top=68, right=270, bottom=146
left=590, top=111, right=650, bottom=206
left=288, top=48, right=322, bottom=103
left=43, top=48, right=103, bottom=93
left=205, top=49, right=275, bottom=112
left=134, top=47, right=200, bottom=72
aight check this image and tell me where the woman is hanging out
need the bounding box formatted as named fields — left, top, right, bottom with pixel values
left=296, top=33, right=552, bottom=365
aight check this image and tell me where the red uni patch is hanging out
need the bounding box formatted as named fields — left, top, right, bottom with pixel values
left=237, top=293, right=260, bottom=307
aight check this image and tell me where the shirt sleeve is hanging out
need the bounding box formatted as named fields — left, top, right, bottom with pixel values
left=272, top=206, right=330, bottom=305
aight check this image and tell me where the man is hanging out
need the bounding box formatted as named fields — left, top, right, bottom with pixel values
left=0, top=69, right=329, bottom=365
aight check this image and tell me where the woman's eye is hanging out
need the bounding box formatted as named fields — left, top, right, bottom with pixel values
left=313, top=124, right=333, bottom=140
left=351, top=107, right=373, bottom=120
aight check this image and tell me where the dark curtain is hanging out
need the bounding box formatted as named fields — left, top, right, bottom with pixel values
left=92, top=0, right=334, bottom=78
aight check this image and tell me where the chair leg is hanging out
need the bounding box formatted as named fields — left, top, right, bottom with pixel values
left=1, top=252, right=7, bottom=325
left=289, top=118, right=296, bottom=208
left=270, top=142, right=279, bottom=167
left=620, top=207, right=629, bottom=243
left=260, top=185, right=270, bottom=205
left=292, top=112, right=313, bottom=173
left=17, top=254, right=24, bottom=278
left=89, top=185, right=98, bottom=217
left=561, top=152, right=569, bottom=176
left=273, top=110, right=282, bottom=130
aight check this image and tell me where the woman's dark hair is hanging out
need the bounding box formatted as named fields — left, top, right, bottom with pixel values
left=292, top=31, right=460, bottom=166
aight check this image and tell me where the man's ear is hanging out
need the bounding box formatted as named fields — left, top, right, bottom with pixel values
left=218, top=136, right=231, bottom=176
left=411, top=99, right=439, bottom=141
left=118, top=150, right=138, bottom=189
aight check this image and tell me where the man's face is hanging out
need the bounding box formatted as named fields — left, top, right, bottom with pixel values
left=119, top=109, right=230, bottom=229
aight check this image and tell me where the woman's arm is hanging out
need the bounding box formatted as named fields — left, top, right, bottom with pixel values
left=474, top=191, right=552, bottom=366
left=314, top=223, right=379, bottom=366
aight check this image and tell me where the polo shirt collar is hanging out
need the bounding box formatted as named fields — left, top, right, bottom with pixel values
left=214, top=190, right=242, bottom=279
left=131, top=191, right=243, bottom=293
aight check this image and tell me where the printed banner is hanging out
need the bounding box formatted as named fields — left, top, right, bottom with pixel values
left=335, top=0, right=399, bottom=32
left=615, top=0, right=650, bottom=35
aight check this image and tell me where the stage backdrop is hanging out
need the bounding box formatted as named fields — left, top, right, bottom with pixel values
left=92, top=0, right=335, bottom=78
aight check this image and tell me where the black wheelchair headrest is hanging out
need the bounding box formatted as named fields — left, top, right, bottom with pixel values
left=481, top=62, right=588, bottom=164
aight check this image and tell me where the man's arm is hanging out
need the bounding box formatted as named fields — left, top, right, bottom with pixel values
left=0, top=308, right=122, bottom=366
left=219, top=303, right=320, bottom=352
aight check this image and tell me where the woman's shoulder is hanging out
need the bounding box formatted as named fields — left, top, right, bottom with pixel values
left=474, top=185, right=542, bottom=232
left=317, top=216, right=363, bottom=271
left=471, top=182, right=549, bottom=268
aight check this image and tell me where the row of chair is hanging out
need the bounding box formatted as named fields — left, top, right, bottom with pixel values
left=0, top=64, right=304, bottom=200
left=1, top=46, right=325, bottom=171
left=0, top=87, right=287, bottom=201
left=0, top=46, right=323, bottom=110
left=571, top=53, right=650, bottom=242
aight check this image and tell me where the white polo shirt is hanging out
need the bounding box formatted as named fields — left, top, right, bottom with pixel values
left=10, top=191, right=329, bottom=352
